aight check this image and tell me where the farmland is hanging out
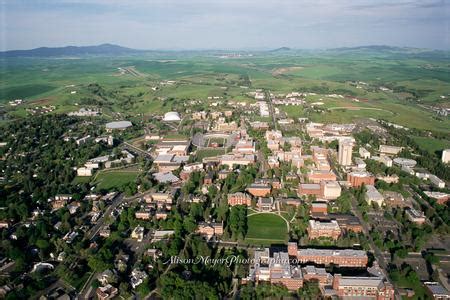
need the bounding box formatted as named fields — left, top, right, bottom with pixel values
left=0, top=49, right=449, bottom=134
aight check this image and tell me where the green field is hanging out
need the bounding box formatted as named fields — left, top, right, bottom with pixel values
left=92, top=169, right=139, bottom=190
left=412, top=136, right=450, bottom=154
left=196, top=148, right=226, bottom=161
left=245, top=213, right=288, bottom=245
left=1, top=50, right=449, bottom=133
left=72, top=176, right=92, bottom=184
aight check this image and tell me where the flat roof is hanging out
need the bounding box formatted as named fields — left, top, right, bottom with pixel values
left=298, top=248, right=367, bottom=258
left=105, top=121, right=132, bottom=129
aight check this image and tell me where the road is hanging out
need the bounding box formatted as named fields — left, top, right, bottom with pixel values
left=348, top=194, right=401, bottom=299
left=143, top=233, right=195, bottom=299
left=404, top=184, right=446, bottom=226
left=265, top=90, right=277, bottom=130
left=123, top=141, right=153, bottom=158
left=84, top=193, right=123, bottom=241
left=79, top=191, right=151, bottom=299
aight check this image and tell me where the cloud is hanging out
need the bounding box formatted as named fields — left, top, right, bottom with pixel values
left=1, top=0, right=449, bottom=50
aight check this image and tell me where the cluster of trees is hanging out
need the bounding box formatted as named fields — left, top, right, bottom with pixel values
left=182, top=171, right=203, bottom=195
left=354, top=130, right=380, bottom=150
left=335, top=191, right=352, bottom=213
left=0, top=115, right=108, bottom=222
left=388, top=262, right=428, bottom=296
left=227, top=205, right=247, bottom=241
left=388, top=127, right=450, bottom=181
left=221, top=165, right=258, bottom=194
left=411, top=185, right=450, bottom=233
left=156, top=235, right=247, bottom=298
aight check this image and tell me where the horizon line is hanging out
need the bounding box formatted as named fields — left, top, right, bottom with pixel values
left=1, top=43, right=448, bottom=53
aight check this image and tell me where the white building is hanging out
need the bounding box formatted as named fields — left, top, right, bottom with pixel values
left=442, top=149, right=450, bottom=164
left=406, top=208, right=426, bottom=224
left=365, top=185, right=384, bottom=206
left=322, top=181, right=342, bottom=200
left=429, top=174, right=445, bottom=188
left=354, top=158, right=366, bottom=169
left=338, top=139, right=353, bottom=166
left=379, top=145, right=403, bottom=155
left=163, top=111, right=181, bottom=121
left=131, top=226, right=144, bottom=242
left=77, top=167, right=93, bottom=176
left=372, top=155, right=393, bottom=167
left=359, top=147, right=371, bottom=159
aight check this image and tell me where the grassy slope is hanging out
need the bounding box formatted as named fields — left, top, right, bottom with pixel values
left=1, top=53, right=449, bottom=132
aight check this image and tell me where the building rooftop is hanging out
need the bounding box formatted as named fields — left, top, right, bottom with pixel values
left=338, top=276, right=384, bottom=287
left=424, top=282, right=450, bottom=296
left=105, top=120, right=132, bottom=129
left=309, top=220, right=340, bottom=230
left=298, top=248, right=367, bottom=258
left=300, top=183, right=321, bottom=190
left=366, top=185, right=383, bottom=199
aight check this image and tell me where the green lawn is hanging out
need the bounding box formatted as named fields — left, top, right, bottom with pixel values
left=92, top=170, right=139, bottom=190
left=196, top=148, right=226, bottom=161
left=72, top=176, right=91, bottom=184
left=245, top=213, right=288, bottom=245
left=412, top=136, right=450, bottom=154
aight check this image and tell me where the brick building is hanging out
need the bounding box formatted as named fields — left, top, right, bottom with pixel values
left=347, top=171, right=375, bottom=187
left=248, top=248, right=303, bottom=291
left=196, top=222, right=223, bottom=239
left=227, top=192, right=252, bottom=206
left=332, top=275, right=395, bottom=300
left=310, top=202, right=328, bottom=215
left=302, top=265, right=333, bottom=286
left=307, top=170, right=337, bottom=183
left=295, top=247, right=368, bottom=267
left=247, top=183, right=271, bottom=197
left=307, top=220, right=342, bottom=240
left=298, top=183, right=322, bottom=197
left=329, top=214, right=363, bottom=233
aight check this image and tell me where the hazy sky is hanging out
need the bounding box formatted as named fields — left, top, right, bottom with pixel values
left=1, top=0, right=449, bottom=50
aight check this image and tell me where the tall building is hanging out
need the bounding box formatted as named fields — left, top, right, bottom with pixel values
left=442, top=149, right=450, bottom=164
left=338, top=139, right=353, bottom=166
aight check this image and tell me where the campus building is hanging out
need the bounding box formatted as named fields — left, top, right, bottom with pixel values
left=307, top=220, right=342, bottom=240
left=295, top=247, right=368, bottom=267
left=248, top=248, right=303, bottom=291
left=338, top=139, right=353, bottom=166
left=332, top=274, right=395, bottom=300
left=247, top=183, right=272, bottom=197
left=227, top=192, right=252, bottom=206
left=347, top=171, right=375, bottom=187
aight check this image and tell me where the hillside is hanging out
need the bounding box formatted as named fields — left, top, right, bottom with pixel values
left=0, top=43, right=143, bottom=58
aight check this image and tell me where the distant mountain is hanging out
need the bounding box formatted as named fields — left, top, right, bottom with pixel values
left=0, top=43, right=144, bottom=58
left=269, top=47, right=292, bottom=52
left=329, top=45, right=406, bottom=52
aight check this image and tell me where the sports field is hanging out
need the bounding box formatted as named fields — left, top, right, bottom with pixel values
left=196, top=148, right=226, bottom=161
left=245, top=213, right=288, bottom=245
left=92, top=169, right=139, bottom=190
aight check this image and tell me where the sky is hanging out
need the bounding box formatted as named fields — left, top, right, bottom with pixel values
left=1, top=0, right=449, bottom=51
